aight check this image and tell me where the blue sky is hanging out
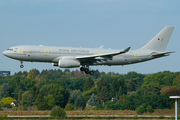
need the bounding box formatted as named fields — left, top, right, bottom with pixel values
left=1, top=0, right=180, bottom=75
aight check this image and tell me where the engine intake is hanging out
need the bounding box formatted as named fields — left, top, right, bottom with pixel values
left=58, top=59, right=80, bottom=68
left=52, top=63, right=58, bottom=66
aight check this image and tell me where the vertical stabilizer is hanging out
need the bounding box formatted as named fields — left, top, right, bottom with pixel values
left=139, top=26, right=174, bottom=52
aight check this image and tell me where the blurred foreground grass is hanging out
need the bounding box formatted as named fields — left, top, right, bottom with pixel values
left=0, top=109, right=176, bottom=116
left=11, top=118, right=174, bottom=120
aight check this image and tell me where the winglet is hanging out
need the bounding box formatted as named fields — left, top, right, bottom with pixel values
left=120, top=47, right=131, bottom=54
left=99, top=45, right=104, bottom=49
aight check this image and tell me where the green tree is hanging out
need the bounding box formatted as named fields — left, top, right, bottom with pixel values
left=14, top=71, right=28, bottom=77
left=50, top=106, right=66, bottom=119
left=101, top=73, right=119, bottom=84
left=50, top=85, right=66, bottom=108
left=136, top=104, right=146, bottom=114
left=12, top=80, right=26, bottom=99
left=0, top=83, right=10, bottom=100
left=23, top=78, right=37, bottom=89
left=143, top=71, right=178, bottom=87
left=22, top=71, right=28, bottom=77
left=88, top=93, right=99, bottom=106
left=74, top=94, right=86, bottom=110
left=96, top=78, right=110, bottom=101
left=21, top=91, right=35, bottom=107
left=124, top=71, right=145, bottom=87
left=160, top=86, right=180, bottom=97
left=18, top=89, right=22, bottom=101
left=27, top=69, right=40, bottom=79
left=8, top=76, right=22, bottom=97
left=110, top=78, right=119, bottom=98
left=38, top=84, right=69, bottom=108
left=119, top=94, right=126, bottom=103
left=83, top=77, right=95, bottom=92
left=124, top=94, right=169, bottom=110
left=44, top=95, right=55, bottom=108
left=0, top=97, right=16, bottom=105
left=27, top=69, right=36, bottom=79
left=68, top=91, right=79, bottom=105
left=160, top=86, right=180, bottom=107
left=126, top=77, right=139, bottom=92
left=19, top=80, right=26, bottom=91
left=68, top=78, right=86, bottom=91
left=146, top=105, right=154, bottom=114
left=64, top=89, right=70, bottom=107
left=84, top=87, right=97, bottom=101
left=34, top=94, right=48, bottom=110
left=14, top=71, right=22, bottom=76
left=136, top=82, right=160, bottom=95
left=118, top=78, right=127, bottom=96
left=30, top=86, right=39, bottom=99
left=39, top=84, right=47, bottom=94
left=64, top=103, right=73, bottom=110
left=173, top=73, right=180, bottom=87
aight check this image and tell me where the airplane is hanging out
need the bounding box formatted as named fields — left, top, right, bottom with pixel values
left=3, top=26, right=175, bottom=75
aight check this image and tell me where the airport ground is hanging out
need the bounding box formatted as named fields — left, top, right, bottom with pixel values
left=2, top=117, right=178, bottom=120
left=0, top=109, right=178, bottom=119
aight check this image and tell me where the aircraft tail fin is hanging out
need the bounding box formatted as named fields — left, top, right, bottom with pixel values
left=139, top=26, right=174, bottom=52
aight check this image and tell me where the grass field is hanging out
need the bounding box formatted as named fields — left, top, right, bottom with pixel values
left=0, top=109, right=176, bottom=116
left=8, top=118, right=174, bottom=120
left=0, top=109, right=178, bottom=120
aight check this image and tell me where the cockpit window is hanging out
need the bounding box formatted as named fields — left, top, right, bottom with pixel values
left=7, top=49, right=13, bottom=51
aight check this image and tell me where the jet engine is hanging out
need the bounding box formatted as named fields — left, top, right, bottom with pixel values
left=58, top=59, right=80, bottom=68
left=52, top=63, right=58, bottom=66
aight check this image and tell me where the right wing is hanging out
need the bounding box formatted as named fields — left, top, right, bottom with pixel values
left=52, top=47, right=130, bottom=65
left=75, top=47, right=131, bottom=62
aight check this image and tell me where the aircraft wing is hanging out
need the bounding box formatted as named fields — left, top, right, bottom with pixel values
left=151, top=51, right=175, bottom=57
left=75, top=47, right=130, bottom=61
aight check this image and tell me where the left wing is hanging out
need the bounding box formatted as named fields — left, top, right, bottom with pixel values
left=75, top=47, right=131, bottom=61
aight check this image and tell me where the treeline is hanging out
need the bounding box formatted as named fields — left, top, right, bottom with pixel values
left=0, top=69, right=180, bottom=112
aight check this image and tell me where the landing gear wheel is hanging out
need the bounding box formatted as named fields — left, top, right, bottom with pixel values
left=84, top=68, right=89, bottom=74
left=20, top=61, right=24, bottom=68
left=20, top=65, right=24, bottom=68
left=80, top=66, right=93, bottom=75
left=85, top=68, right=89, bottom=74
left=89, top=71, right=94, bottom=75
left=80, top=67, right=85, bottom=71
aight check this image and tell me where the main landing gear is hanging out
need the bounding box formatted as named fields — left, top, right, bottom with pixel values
left=80, top=67, right=94, bottom=75
left=20, top=61, right=24, bottom=68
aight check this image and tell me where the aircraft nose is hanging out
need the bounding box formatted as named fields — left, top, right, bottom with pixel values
left=3, top=51, right=8, bottom=56
left=3, top=51, right=6, bottom=55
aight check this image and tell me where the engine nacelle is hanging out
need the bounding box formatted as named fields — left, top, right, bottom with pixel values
left=52, top=63, right=58, bottom=66
left=58, top=59, right=80, bottom=68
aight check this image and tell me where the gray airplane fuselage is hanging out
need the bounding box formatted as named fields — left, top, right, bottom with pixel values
left=3, top=45, right=154, bottom=66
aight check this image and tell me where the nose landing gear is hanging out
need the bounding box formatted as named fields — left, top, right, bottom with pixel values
left=20, top=61, right=24, bottom=68
left=80, top=66, right=94, bottom=75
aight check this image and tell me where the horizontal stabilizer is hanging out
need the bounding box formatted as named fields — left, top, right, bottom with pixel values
left=151, top=51, right=175, bottom=57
